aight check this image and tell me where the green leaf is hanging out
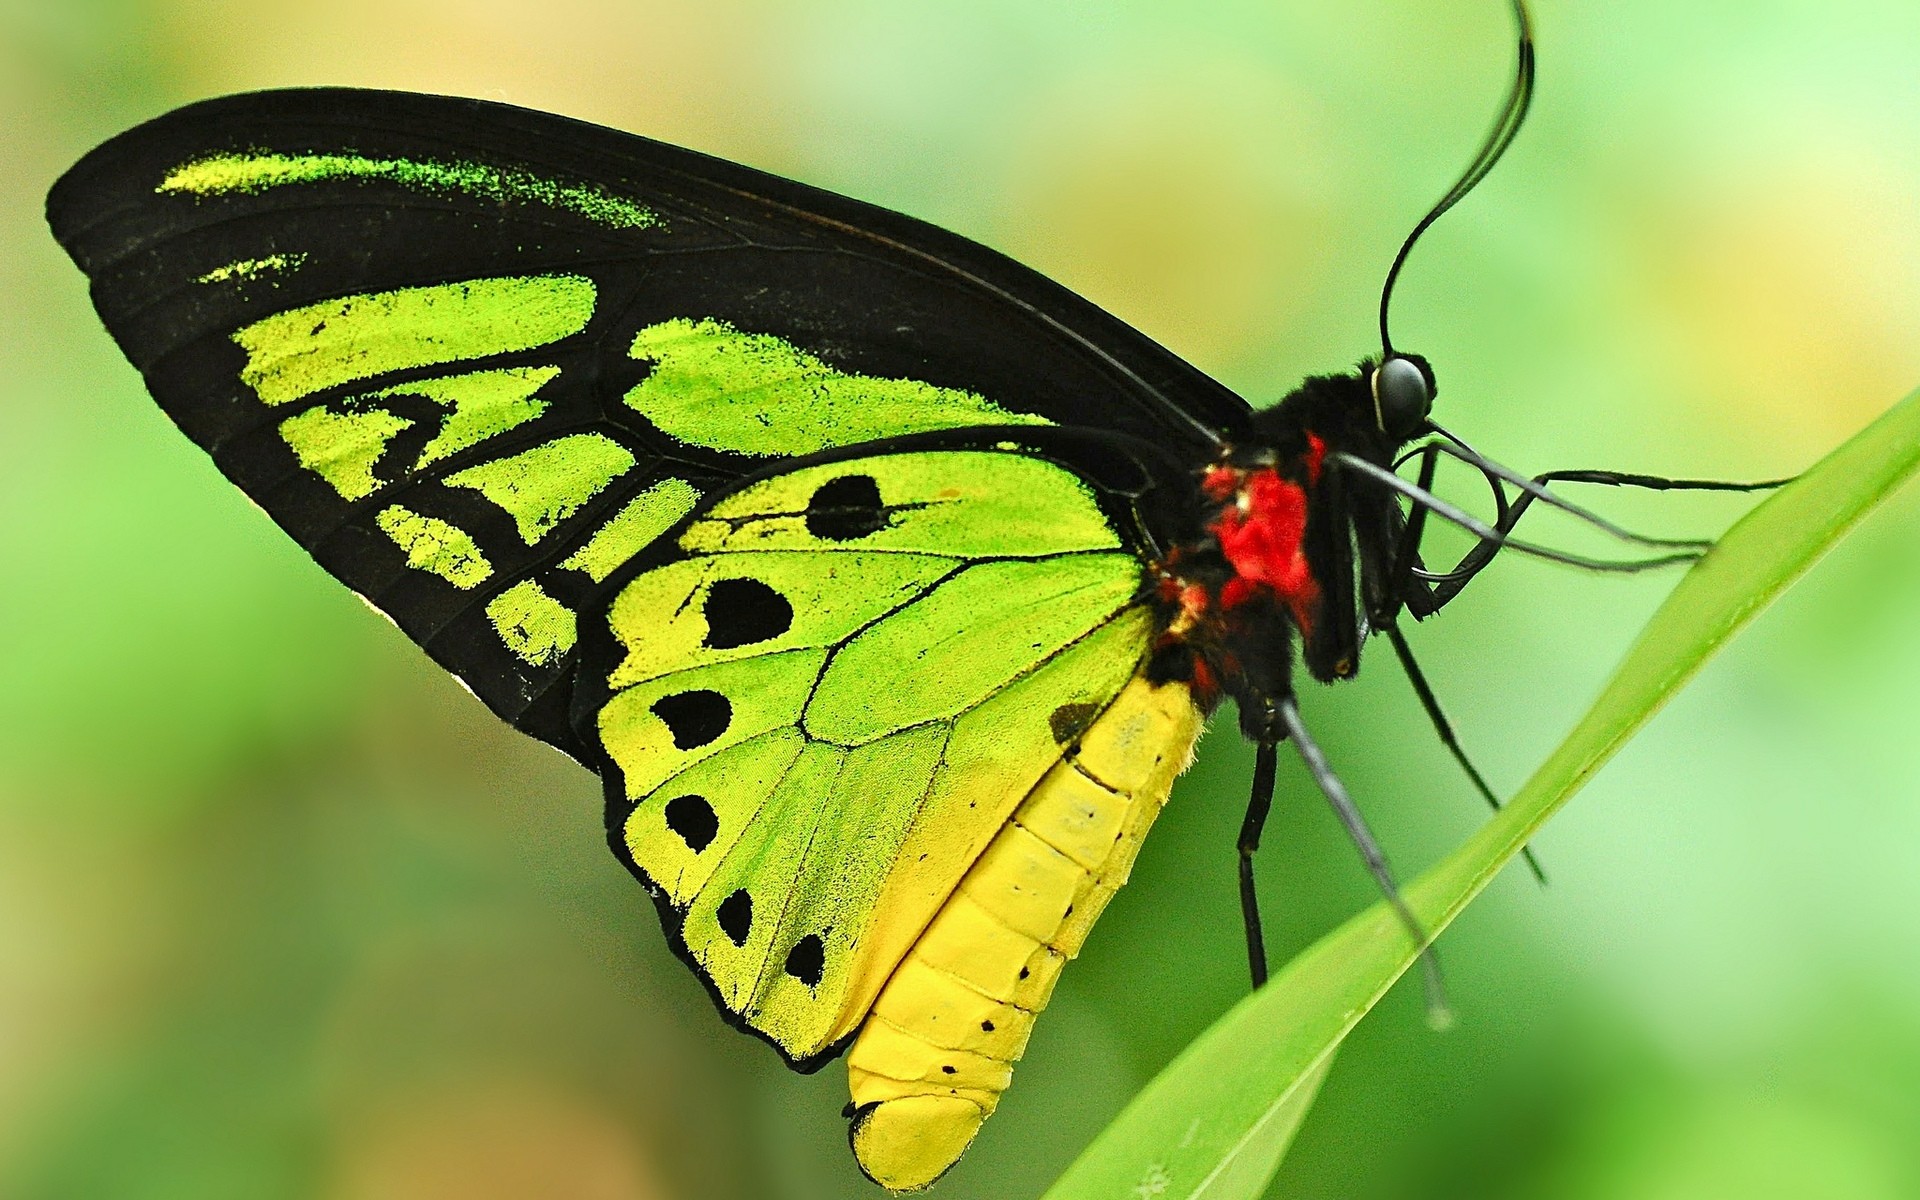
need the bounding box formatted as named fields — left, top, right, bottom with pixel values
left=1043, top=386, right=1920, bottom=1200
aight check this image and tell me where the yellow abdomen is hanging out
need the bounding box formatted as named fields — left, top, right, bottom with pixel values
left=845, top=676, right=1202, bottom=1191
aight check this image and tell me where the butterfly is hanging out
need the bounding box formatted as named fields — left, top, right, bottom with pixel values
left=46, top=3, right=1774, bottom=1188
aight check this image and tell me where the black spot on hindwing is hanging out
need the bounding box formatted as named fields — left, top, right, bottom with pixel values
left=804, top=474, right=887, bottom=540
left=1049, top=701, right=1101, bottom=745
left=717, top=888, right=753, bottom=946
left=664, top=794, right=718, bottom=853
left=652, top=690, right=731, bottom=749
left=784, top=933, right=825, bottom=987
left=703, top=577, right=794, bottom=649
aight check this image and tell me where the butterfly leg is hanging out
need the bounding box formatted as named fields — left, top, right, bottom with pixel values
left=1367, top=447, right=1542, bottom=880
left=1238, top=740, right=1280, bottom=988
left=1380, top=623, right=1547, bottom=886
left=1274, top=696, right=1453, bottom=1029
left=1379, top=439, right=1447, bottom=625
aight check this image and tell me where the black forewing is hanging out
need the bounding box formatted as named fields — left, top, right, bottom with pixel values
left=46, top=88, right=1244, bottom=761
left=48, top=87, right=1252, bottom=450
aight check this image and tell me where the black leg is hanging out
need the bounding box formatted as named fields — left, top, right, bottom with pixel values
left=1384, top=623, right=1547, bottom=885
left=1275, top=696, right=1453, bottom=1029
left=1239, top=740, right=1278, bottom=988
left=1379, top=442, right=1444, bottom=629
left=1367, top=450, right=1545, bottom=884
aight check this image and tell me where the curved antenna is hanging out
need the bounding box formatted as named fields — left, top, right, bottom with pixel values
left=1377, top=0, right=1537, bottom=355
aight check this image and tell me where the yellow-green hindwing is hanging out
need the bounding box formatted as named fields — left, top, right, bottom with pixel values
left=592, top=448, right=1162, bottom=1062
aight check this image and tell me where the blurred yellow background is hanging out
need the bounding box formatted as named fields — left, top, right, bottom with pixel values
left=5, top=1, right=1920, bottom=1197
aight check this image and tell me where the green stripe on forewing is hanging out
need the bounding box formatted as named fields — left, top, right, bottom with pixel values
left=626, top=318, right=1052, bottom=457
left=160, top=152, right=658, bottom=230
left=272, top=365, right=564, bottom=505
left=374, top=505, right=492, bottom=589
left=278, top=406, right=411, bottom=501
left=233, top=274, right=595, bottom=406
left=398, top=366, right=559, bottom=468
left=197, top=253, right=304, bottom=285
left=559, top=479, right=703, bottom=583
left=486, top=579, right=577, bottom=667
left=442, top=433, right=638, bottom=545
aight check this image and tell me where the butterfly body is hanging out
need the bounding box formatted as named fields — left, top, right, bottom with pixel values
left=1149, top=369, right=1433, bottom=738
left=50, top=87, right=1435, bottom=1191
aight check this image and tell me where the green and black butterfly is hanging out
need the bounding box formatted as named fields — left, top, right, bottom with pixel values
left=46, top=1, right=1777, bottom=1189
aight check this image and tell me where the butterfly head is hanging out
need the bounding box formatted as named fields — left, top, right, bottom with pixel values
left=1369, top=353, right=1436, bottom=442
left=1239, top=354, right=1434, bottom=471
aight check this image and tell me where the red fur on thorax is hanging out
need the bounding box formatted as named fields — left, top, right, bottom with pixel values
left=1188, top=655, right=1216, bottom=699
left=1209, top=467, right=1319, bottom=629
left=1200, top=465, right=1240, bottom=502
left=1304, top=432, right=1327, bottom=484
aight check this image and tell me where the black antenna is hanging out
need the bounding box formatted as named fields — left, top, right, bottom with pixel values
left=1377, top=0, right=1537, bottom=356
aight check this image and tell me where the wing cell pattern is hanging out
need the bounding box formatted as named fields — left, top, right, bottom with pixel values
left=591, top=449, right=1160, bottom=1061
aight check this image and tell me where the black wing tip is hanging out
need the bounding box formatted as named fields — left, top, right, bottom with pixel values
left=44, top=86, right=577, bottom=252
left=44, top=83, right=1252, bottom=446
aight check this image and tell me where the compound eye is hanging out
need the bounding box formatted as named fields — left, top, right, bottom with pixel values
left=1372, top=355, right=1433, bottom=439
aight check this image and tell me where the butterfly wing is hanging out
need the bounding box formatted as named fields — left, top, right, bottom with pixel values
left=46, top=88, right=1246, bottom=759
left=572, top=429, right=1175, bottom=1056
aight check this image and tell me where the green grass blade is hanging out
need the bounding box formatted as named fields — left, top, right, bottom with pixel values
left=1042, top=386, right=1920, bottom=1200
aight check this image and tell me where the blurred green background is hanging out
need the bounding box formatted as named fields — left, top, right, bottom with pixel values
left=5, top=0, right=1919, bottom=1197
